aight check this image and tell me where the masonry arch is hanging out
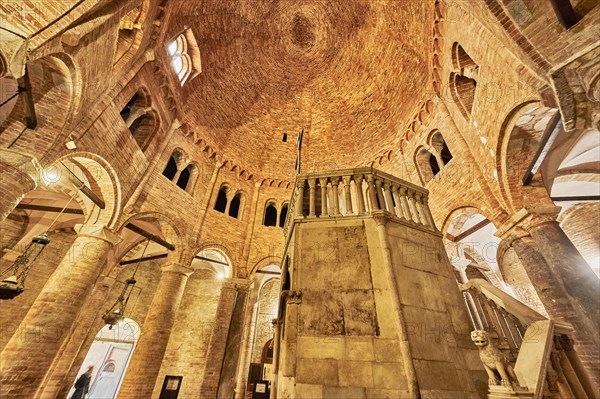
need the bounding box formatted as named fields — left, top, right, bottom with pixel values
left=113, top=1, right=149, bottom=68
left=0, top=54, right=79, bottom=158
left=497, top=101, right=559, bottom=212
left=46, top=153, right=122, bottom=228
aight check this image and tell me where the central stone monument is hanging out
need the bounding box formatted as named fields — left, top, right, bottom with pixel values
left=271, top=168, right=487, bottom=399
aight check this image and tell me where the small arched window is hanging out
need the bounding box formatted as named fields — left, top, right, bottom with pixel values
left=162, top=156, right=178, bottom=180
left=176, top=166, right=191, bottom=190
left=279, top=204, right=288, bottom=228
left=214, top=187, right=228, bottom=213
left=229, top=193, right=242, bottom=219
left=167, top=28, right=202, bottom=86
left=121, top=89, right=156, bottom=150
left=450, top=43, right=478, bottom=119
left=263, top=203, right=278, bottom=227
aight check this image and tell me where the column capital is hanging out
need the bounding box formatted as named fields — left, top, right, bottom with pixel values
left=494, top=206, right=560, bottom=240
left=372, top=210, right=392, bottom=226
left=74, top=224, right=122, bottom=245
left=161, top=262, right=194, bottom=276
left=307, top=178, right=317, bottom=188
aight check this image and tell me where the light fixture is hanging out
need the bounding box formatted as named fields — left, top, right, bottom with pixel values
left=0, top=233, right=49, bottom=299
left=216, top=271, right=225, bottom=280
left=64, top=135, right=77, bottom=150
left=0, top=189, right=79, bottom=300
left=102, top=240, right=146, bottom=328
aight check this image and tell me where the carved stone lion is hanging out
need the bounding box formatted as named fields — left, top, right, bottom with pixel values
left=471, top=330, right=519, bottom=387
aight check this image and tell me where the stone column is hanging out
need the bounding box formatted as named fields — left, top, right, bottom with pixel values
left=233, top=285, right=258, bottom=399
left=353, top=174, right=365, bottom=215
left=342, top=176, right=353, bottom=215
left=0, top=224, right=121, bottom=399
left=307, top=178, right=316, bottom=218
left=330, top=176, right=340, bottom=216
left=398, top=187, right=413, bottom=223
left=374, top=178, right=386, bottom=211
left=366, top=174, right=378, bottom=210
left=117, top=263, right=192, bottom=399
left=39, top=275, right=118, bottom=399
left=496, top=207, right=600, bottom=386
left=318, top=177, right=328, bottom=217
left=383, top=181, right=394, bottom=215
left=0, top=149, right=41, bottom=222
left=294, top=181, right=304, bottom=218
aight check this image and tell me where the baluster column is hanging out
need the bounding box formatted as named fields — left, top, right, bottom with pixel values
left=294, top=180, right=305, bottom=217
left=307, top=178, right=317, bottom=218
left=342, top=176, right=353, bottom=215
left=414, top=192, right=429, bottom=228
left=319, top=177, right=328, bottom=217
left=366, top=174, right=379, bottom=211
left=391, top=184, right=404, bottom=220
left=406, top=189, right=421, bottom=225
left=398, top=187, right=413, bottom=223
left=353, top=175, right=365, bottom=215
left=374, top=178, right=386, bottom=211
left=331, top=176, right=340, bottom=216
left=383, top=181, right=395, bottom=215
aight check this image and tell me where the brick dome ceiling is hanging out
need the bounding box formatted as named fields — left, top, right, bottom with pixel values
left=165, top=0, right=431, bottom=180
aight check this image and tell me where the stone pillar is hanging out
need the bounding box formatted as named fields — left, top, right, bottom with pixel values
left=398, top=186, right=413, bottom=222
left=0, top=149, right=41, bottom=222
left=233, top=285, right=258, bottom=399
left=383, top=182, right=394, bottom=215
left=117, top=262, right=192, bottom=399
left=294, top=181, right=304, bottom=218
left=496, top=207, right=600, bottom=386
left=342, top=176, right=353, bottom=215
left=307, top=178, right=316, bottom=218
left=330, top=176, right=340, bottom=216
left=366, top=174, right=378, bottom=210
left=353, top=174, right=365, bottom=215
left=0, top=224, right=121, bottom=399
left=39, top=275, right=118, bottom=399
left=318, top=178, right=328, bottom=217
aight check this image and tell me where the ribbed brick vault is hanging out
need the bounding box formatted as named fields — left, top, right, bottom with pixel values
left=164, top=0, right=431, bottom=180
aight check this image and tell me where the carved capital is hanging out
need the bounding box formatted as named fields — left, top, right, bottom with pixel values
left=282, top=289, right=302, bottom=304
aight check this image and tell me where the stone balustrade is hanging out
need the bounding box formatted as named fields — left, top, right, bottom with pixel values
left=283, top=167, right=436, bottom=236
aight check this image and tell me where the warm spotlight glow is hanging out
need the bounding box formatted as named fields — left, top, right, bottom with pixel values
left=42, top=168, right=61, bottom=185
left=216, top=272, right=225, bottom=280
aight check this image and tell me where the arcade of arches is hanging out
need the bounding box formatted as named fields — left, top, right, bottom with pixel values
left=0, top=1, right=599, bottom=398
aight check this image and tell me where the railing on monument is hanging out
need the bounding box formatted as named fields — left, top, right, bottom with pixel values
left=460, top=279, right=596, bottom=398
left=282, top=167, right=437, bottom=237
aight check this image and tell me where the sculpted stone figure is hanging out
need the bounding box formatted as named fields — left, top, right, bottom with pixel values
left=471, top=330, right=519, bottom=387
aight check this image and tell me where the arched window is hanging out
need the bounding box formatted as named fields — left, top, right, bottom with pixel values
left=416, top=148, right=437, bottom=183
left=167, top=28, right=202, bottom=86
left=176, top=165, right=191, bottom=190
left=229, top=193, right=242, bottom=218
left=263, top=202, right=278, bottom=226
left=214, top=187, right=228, bottom=213
left=120, top=89, right=156, bottom=150
left=279, top=204, right=288, bottom=228
left=450, top=43, right=478, bottom=119
left=162, top=156, right=178, bottom=180
left=431, top=131, right=453, bottom=166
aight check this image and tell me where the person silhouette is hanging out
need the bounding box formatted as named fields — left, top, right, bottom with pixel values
left=71, top=365, right=94, bottom=399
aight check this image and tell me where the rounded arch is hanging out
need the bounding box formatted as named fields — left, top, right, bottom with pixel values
left=116, top=211, right=184, bottom=255
left=1, top=53, right=79, bottom=157
left=46, top=153, right=122, bottom=228
left=495, top=100, right=556, bottom=211
left=192, top=244, right=234, bottom=278
left=113, top=1, right=150, bottom=68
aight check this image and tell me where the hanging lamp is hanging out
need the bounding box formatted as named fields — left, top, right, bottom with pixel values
left=0, top=190, right=80, bottom=300
left=102, top=240, right=147, bottom=329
